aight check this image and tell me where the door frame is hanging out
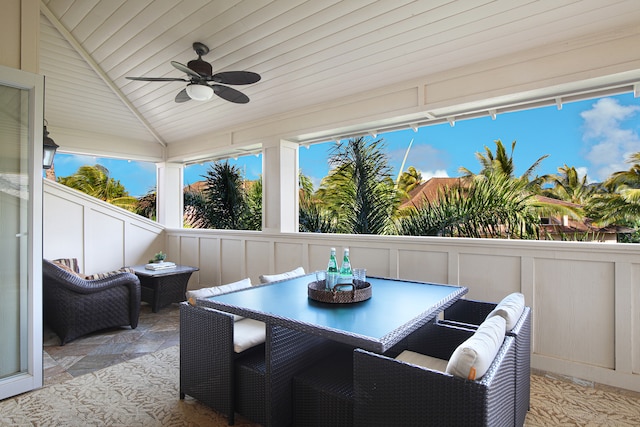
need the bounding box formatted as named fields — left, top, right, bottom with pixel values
left=0, top=64, right=44, bottom=400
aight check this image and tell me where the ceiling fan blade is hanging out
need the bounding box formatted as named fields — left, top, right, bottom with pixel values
left=126, top=76, right=187, bottom=82
left=175, top=88, right=191, bottom=103
left=211, top=71, right=261, bottom=85
left=171, top=61, right=201, bottom=78
left=211, top=85, right=250, bottom=104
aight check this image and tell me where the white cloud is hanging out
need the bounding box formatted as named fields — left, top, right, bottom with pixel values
left=419, top=169, right=450, bottom=180
left=573, top=166, right=594, bottom=184
left=581, top=98, right=640, bottom=180
left=391, top=142, right=450, bottom=177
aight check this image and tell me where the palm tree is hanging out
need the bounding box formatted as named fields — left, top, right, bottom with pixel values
left=183, top=188, right=209, bottom=229
left=460, top=139, right=548, bottom=188
left=203, top=161, right=248, bottom=229
left=317, top=137, right=398, bottom=234
left=242, top=176, right=262, bottom=231
left=397, top=166, right=423, bottom=201
left=543, top=165, right=594, bottom=206
left=533, top=164, right=595, bottom=225
left=299, top=170, right=337, bottom=233
left=587, top=152, right=640, bottom=227
left=57, top=164, right=137, bottom=210
left=135, top=188, right=157, bottom=220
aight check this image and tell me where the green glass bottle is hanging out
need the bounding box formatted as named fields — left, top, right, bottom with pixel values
left=326, top=248, right=339, bottom=290
left=339, top=248, right=352, bottom=285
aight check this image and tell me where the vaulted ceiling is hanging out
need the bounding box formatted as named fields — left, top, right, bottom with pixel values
left=39, top=0, right=640, bottom=158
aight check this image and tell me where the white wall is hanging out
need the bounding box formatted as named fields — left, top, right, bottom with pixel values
left=43, top=179, right=165, bottom=274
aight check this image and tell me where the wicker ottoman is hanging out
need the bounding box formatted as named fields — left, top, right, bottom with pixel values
left=293, top=347, right=354, bottom=427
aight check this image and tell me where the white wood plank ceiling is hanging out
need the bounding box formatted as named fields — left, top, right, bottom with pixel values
left=39, top=0, right=640, bottom=150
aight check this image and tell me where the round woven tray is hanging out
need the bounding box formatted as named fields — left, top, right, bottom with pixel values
left=308, top=280, right=372, bottom=304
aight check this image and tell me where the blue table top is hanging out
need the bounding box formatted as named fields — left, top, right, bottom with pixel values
left=202, top=274, right=467, bottom=352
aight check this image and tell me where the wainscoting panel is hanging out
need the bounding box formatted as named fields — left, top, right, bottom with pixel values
left=246, top=239, right=271, bottom=282
left=397, top=248, right=448, bottom=284
left=633, top=263, right=640, bottom=376
left=86, top=209, right=124, bottom=274
left=458, top=253, right=522, bottom=303
left=535, top=258, right=615, bottom=369
left=220, top=238, right=243, bottom=285
left=273, top=241, right=305, bottom=275
left=43, top=190, right=85, bottom=264
left=196, top=236, right=219, bottom=288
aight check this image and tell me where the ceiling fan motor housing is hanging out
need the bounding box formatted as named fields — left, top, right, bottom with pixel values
left=187, top=59, right=212, bottom=77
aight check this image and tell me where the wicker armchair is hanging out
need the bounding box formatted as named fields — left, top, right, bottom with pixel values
left=353, top=321, right=516, bottom=427
left=42, top=259, right=141, bottom=345
left=443, top=298, right=531, bottom=426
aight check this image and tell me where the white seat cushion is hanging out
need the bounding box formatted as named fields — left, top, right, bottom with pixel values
left=259, top=266, right=305, bottom=283
left=233, top=318, right=266, bottom=353
left=396, top=350, right=449, bottom=373
left=446, top=315, right=506, bottom=380
left=487, top=292, right=525, bottom=332
left=186, top=278, right=252, bottom=321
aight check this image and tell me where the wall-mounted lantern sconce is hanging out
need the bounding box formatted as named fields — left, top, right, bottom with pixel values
left=43, top=124, right=59, bottom=169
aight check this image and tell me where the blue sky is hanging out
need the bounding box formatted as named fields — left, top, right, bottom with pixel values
left=51, top=93, right=640, bottom=197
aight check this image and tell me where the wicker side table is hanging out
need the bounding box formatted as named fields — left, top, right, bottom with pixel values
left=130, top=265, right=198, bottom=312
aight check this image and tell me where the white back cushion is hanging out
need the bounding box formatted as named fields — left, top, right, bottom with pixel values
left=396, top=350, right=449, bottom=373
left=259, top=266, right=305, bottom=283
left=186, top=278, right=252, bottom=321
left=186, top=278, right=252, bottom=300
left=487, top=292, right=525, bottom=332
left=446, top=315, right=506, bottom=380
left=233, top=318, right=266, bottom=353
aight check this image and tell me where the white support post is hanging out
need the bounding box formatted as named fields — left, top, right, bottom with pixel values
left=156, top=162, right=184, bottom=228
left=262, top=139, right=299, bottom=233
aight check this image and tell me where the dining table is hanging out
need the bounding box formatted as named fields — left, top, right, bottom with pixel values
left=196, top=274, right=468, bottom=426
left=201, top=274, right=468, bottom=353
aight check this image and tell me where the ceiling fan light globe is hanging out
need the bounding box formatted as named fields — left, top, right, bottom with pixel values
left=186, top=84, right=213, bottom=101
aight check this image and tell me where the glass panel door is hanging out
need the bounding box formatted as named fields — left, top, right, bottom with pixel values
left=0, top=65, right=43, bottom=400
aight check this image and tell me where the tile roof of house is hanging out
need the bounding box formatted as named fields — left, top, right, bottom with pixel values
left=401, top=177, right=470, bottom=209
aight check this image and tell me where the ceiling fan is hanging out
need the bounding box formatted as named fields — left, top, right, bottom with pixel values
left=126, top=42, right=260, bottom=104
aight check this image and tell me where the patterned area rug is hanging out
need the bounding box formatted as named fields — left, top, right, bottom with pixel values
left=1, top=345, right=639, bottom=426
left=526, top=374, right=640, bottom=426
left=0, top=346, right=259, bottom=426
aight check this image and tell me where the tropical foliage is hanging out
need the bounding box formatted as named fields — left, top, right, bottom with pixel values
left=183, top=188, right=209, bottom=229
left=394, top=171, right=539, bottom=238
left=315, top=137, right=399, bottom=234
left=57, top=164, right=138, bottom=211
left=242, top=177, right=263, bottom=231
left=299, top=170, right=337, bottom=233
left=586, top=153, right=640, bottom=242
left=135, top=188, right=156, bottom=220
left=397, top=166, right=422, bottom=201
left=202, top=161, right=251, bottom=230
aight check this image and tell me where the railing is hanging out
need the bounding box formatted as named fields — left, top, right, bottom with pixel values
left=43, top=178, right=640, bottom=392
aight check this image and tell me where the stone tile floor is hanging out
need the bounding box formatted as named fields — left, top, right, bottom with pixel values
left=43, top=302, right=180, bottom=386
